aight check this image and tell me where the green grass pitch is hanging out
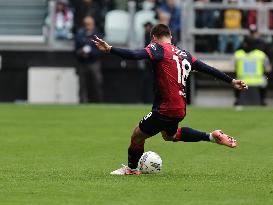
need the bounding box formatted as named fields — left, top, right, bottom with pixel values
left=0, top=104, right=272, bottom=205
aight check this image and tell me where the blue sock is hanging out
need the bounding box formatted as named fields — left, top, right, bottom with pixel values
left=175, top=127, right=210, bottom=142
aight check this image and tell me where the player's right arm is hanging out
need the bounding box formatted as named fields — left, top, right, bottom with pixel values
left=92, top=35, right=149, bottom=60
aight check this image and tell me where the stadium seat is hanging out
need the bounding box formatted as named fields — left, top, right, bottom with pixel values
left=0, top=0, right=47, bottom=36
left=104, top=10, right=130, bottom=45
left=134, top=10, right=157, bottom=47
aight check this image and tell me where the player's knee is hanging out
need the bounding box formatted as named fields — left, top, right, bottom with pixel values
left=131, top=126, right=141, bottom=138
left=163, top=137, right=173, bottom=141
left=161, top=131, right=174, bottom=141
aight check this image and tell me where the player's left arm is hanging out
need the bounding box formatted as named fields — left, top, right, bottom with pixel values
left=192, top=59, right=248, bottom=90
left=92, top=35, right=149, bottom=60
left=110, top=47, right=149, bottom=60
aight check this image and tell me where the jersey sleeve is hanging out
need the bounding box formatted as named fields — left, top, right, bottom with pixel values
left=110, top=47, right=150, bottom=60
left=145, top=43, right=164, bottom=61
left=192, top=59, right=233, bottom=84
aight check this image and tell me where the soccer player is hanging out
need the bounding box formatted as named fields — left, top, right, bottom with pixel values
left=93, top=24, right=248, bottom=175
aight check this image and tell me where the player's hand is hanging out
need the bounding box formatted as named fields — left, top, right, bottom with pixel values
left=231, top=79, right=248, bottom=90
left=92, top=35, right=112, bottom=53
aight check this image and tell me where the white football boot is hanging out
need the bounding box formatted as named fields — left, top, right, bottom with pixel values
left=110, top=164, right=141, bottom=175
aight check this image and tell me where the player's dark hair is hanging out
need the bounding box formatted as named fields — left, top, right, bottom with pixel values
left=150, top=24, right=171, bottom=38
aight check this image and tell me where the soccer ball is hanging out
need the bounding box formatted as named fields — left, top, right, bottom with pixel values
left=138, top=151, right=162, bottom=174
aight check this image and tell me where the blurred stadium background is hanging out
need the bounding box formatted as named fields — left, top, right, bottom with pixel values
left=0, top=0, right=272, bottom=106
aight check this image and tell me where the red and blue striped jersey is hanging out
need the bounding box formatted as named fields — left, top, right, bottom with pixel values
left=145, top=42, right=196, bottom=118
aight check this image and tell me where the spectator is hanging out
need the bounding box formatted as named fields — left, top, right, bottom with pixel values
left=157, top=9, right=180, bottom=44
left=158, top=9, right=171, bottom=25
left=195, top=0, right=221, bottom=29
left=144, top=22, right=154, bottom=46
left=246, top=0, right=265, bottom=28
left=244, top=23, right=271, bottom=71
left=195, top=0, right=222, bottom=52
left=247, top=24, right=267, bottom=52
left=159, top=0, right=181, bottom=43
left=219, top=0, right=242, bottom=53
left=194, top=0, right=221, bottom=52
left=45, top=0, right=74, bottom=40
left=247, top=9, right=256, bottom=28
left=234, top=37, right=271, bottom=105
left=75, top=16, right=103, bottom=103
left=71, top=0, right=102, bottom=33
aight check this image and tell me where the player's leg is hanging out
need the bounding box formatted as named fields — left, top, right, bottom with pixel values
left=161, top=121, right=180, bottom=141
left=159, top=118, right=237, bottom=147
left=161, top=127, right=210, bottom=142
left=110, top=112, right=161, bottom=175
left=173, top=127, right=237, bottom=148
left=110, top=125, right=150, bottom=175
left=173, top=127, right=211, bottom=142
left=128, top=126, right=150, bottom=170
left=159, top=116, right=237, bottom=148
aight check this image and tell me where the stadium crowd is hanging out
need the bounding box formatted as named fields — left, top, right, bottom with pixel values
left=195, top=0, right=273, bottom=53
left=51, top=0, right=273, bottom=52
